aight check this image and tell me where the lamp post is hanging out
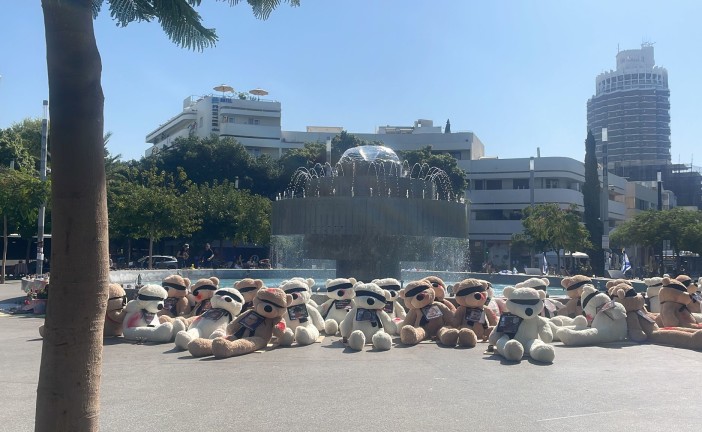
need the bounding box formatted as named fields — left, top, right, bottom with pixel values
left=36, top=100, right=49, bottom=276
left=656, top=171, right=662, bottom=210
left=601, top=127, right=609, bottom=274
left=529, top=156, right=535, bottom=268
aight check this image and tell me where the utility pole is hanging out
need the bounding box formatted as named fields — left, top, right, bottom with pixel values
left=36, top=100, right=49, bottom=276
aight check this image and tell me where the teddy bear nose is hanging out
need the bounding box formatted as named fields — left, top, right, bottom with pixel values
left=292, top=293, right=299, bottom=300
left=264, top=305, right=273, bottom=313
left=525, top=308, right=533, bottom=316
left=416, top=294, right=425, bottom=301
left=157, top=304, right=163, bottom=310
left=474, top=293, right=481, bottom=300
left=367, top=298, right=375, bottom=306
left=338, top=290, right=344, bottom=296
left=225, top=297, right=232, bottom=302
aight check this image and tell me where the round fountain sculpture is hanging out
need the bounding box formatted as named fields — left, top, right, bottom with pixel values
left=272, top=145, right=469, bottom=282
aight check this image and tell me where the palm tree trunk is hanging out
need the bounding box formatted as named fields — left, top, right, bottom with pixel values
left=36, top=1, right=108, bottom=431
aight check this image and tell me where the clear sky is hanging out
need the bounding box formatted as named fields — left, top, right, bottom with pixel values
left=1, top=1, right=701, bottom=165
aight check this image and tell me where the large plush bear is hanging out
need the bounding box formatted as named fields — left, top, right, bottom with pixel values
left=654, top=277, right=702, bottom=329
left=340, top=282, right=395, bottom=351
left=174, top=288, right=244, bottom=351
left=676, top=275, right=702, bottom=323
left=158, top=274, right=191, bottom=324
left=281, top=277, right=318, bottom=308
left=515, top=277, right=563, bottom=318
left=122, top=284, right=186, bottom=343
left=556, top=285, right=627, bottom=346
left=201, top=288, right=292, bottom=359
left=424, top=276, right=457, bottom=313
left=318, top=277, right=356, bottom=335
left=182, top=277, right=219, bottom=326
left=644, top=277, right=663, bottom=313
left=608, top=282, right=656, bottom=343
left=372, top=278, right=407, bottom=326
left=439, top=278, right=496, bottom=348
left=278, top=278, right=325, bottom=346
left=104, top=283, right=128, bottom=337
left=553, top=275, right=591, bottom=322
left=398, top=280, right=454, bottom=345
left=235, top=278, right=264, bottom=313
left=487, top=286, right=555, bottom=363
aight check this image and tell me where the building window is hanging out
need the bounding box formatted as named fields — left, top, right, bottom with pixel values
left=473, top=180, right=485, bottom=190
left=448, top=151, right=462, bottom=160
left=486, top=180, right=502, bottom=190
left=545, top=178, right=559, bottom=189
left=513, top=179, right=529, bottom=190
left=247, top=118, right=260, bottom=125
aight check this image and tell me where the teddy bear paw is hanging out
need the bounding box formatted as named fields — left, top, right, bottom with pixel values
left=438, top=328, right=459, bottom=346
left=188, top=338, right=214, bottom=357
left=457, top=328, right=478, bottom=348
left=348, top=330, right=366, bottom=351
left=372, top=331, right=392, bottom=351
left=530, top=343, right=555, bottom=363
left=502, top=339, right=524, bottom=361
left=279, top=328, right=295, bottom=346
left=324, top=319, right=339, bottom=336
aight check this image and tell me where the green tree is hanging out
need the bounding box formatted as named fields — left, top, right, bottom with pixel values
left=0, top=168, right=50, bottom=283
left=0, top=120, right=40, bottom=171
left=583, top=129, right=603, bottom=275
left=514, top=203, right=592, bottom=273
left=399, top=146, right=469, bottom=198
left=37, top=1, right=298, bottom=430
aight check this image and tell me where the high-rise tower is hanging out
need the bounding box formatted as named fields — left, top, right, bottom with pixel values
left=587, top=44, right=671, bottom=176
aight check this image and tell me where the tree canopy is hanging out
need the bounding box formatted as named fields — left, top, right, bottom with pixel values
left=610, top=208, right=702, bottom=257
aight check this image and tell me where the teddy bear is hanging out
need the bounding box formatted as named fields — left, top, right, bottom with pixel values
left=122, top=284, right=186, bottom=343
left=339, top=282, right=395, bottom=351
left=479, top=280, right=503, bottom=318
left=440, top=278, right=497, bottom=347
left=174, top=288, right=244, bottom=351
left=487, top=286, right=555, bottom=362
left=550, top=275, right=591, bottom=325
left=157, top=274, right=192, bottom=324
left=676, top=275, right=702, bottom=323
left=515, top=277, right=563, bottom=318
left=317, top=277, right=356, bottom=335
left=201, top=288, right=292, bottom=359
left=556, top=285, right=628, bottom=346
left=398, top=280, right=455, bottom=345
left=182, top=277, right=220, bottom=326
left=39, top=282, right=128, bottom=338
left=424, top=276, right=457, bottom=313
left=278, top=278, right=325, bottom=346
left=372, top=278, right=407, bottom=327
left=653, top=277, right=702, bottom=329
left=643, top=277, right=663, bottom=313
left=234, top=278, right=264, bottom=313
left=281, top=277, right=318, bottom=308
left=608, top=282, right=656, bottom=342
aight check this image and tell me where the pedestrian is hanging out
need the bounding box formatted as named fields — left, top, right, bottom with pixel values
left=200, top=243, right=214, bottom=268
left=176, top=243, right=190, bottom=269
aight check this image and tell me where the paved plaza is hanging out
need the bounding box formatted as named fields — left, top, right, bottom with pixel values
left=1, top=280, right=700, bottom=432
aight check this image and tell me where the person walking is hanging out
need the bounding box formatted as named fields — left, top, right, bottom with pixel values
left=176, top=244, right=190, bottom=269
left=200, top=243, right=215, bottom=268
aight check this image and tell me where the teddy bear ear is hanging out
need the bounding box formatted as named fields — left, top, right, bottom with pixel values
left=662, top=277, right=671, bottom=285
left=349, top=278, right=357, bottom=285
left=254, top=279, right=264, bottom=288
left=382, top=290, right=392, bottom=301
left=353, top=281, right=364, bottom=289
left=560, top=277, right=571, bottom=289
left=503, top=286, right=515, bottom=298
left=210, top=277, right=220, bottom=286
left=541, top=278, right=550, bottom=286
left=537, top=289, right=547, bottom=300
left=285, top=294, right=293, bottom=306
left=306, top=278, right=315, bottom=287
left=616, top=288, right=626, bottom=299
left=606, top=280, right=615, bottom=289
left=326, top=279, right=332, bottom=284
left=183, top=278, right=191, bottom=287
left=399, top=288, right=406, bottom=299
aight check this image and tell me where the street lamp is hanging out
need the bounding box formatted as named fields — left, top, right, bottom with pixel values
left=601, top=127, right=609, bottom=273
left=657, top=171, right=662, bottom=210
left=36, top=100, right=49, bottom=276
left=529, top=156, right=535, bottom=208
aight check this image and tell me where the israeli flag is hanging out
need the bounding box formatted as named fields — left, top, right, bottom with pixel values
left=621, top=250, right=631, bottom=274
left=542, top=253, right=548, bottom=275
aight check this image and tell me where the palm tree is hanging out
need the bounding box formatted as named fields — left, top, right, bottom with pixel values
left=37, top=1, right=299, bottom=431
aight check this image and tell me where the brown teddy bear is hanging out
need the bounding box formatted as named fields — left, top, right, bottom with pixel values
left=424, top=276, right=457, bottom=313
left=197, top=288, right=292, bottom=359
left=158, top=274, right=191, bottom=324
left=398, top=280, right=455, bottom=345
left=185, top=277, right=219, bottom=320
left=235, top=278, right=264, bottom=313
left=654, top=277, right=701, bottom=329
left=608, top=282, right=656, bottom=342
left=557, top=275, right=591, bottom=319
left=440, top=278, right=497, bottom=347
left=676, top=275, right=702, bottom=321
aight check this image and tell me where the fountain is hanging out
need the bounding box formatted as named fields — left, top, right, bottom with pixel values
left=271, top=145, right=469, bottom=281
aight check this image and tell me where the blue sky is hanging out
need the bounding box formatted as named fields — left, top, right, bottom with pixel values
left=1, top=1, right=701, bottom=165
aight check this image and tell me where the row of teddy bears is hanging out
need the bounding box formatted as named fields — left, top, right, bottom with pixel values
left=75, top=273, right=702, bottom=364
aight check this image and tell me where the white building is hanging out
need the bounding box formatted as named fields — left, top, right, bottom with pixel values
left=145, top=95, right=484, bottom=161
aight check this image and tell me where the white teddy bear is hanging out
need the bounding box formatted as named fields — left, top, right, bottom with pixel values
left=318, top=278, right=356, bottom=335
left=488, top=286, right=555, bottom=363
left=278, top=278, right=325, bottom=346
left=556, top=285, right=628, bottom=346
left=372, top=278, right=407, bottom=329
left=123, top=284, right=186, bottom=343
left=174, top=288, right=244, bottom=350
left=340, top=282, right=395, bottom=351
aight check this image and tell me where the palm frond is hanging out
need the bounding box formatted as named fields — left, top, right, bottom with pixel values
left=152, top=0, right=217, bottom=51
left=92, top=0, right=103, bottom=18
left=219, top=0, right=300, bottom=20
left=108, top=0, right=156, bottom=27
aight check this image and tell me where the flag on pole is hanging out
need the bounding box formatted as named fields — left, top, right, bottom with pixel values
left=621, top=250, right=631, bottom=274
left=542, top=253, right=548, bottom=275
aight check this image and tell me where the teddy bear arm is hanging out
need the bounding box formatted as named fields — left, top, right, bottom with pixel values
left=317, top=299, right=333, bottom=316
left=177, top=298, right=191, bottom=316
left=610, top=304, right=628, bottom=320
left=435, top=302, right=455, bottom=325
left=536, top=317, right=553, bottom=343
left=108, top=308, right=127, bottom=323
left=378, top=310, right=396, bottom=335
left=488, top=329, right=502, bottom=345
left=308, top=305, right=326, bottom=331
left=399, top=309, right=418, bottom=331
left=225, top=320, right=242, bottom=337
left=339, top=312, right=353, bottom=338
left=484, top=308, right=498, bottom=326
left=659, top=303, right=680, bottom=327
left=271, top=318, right=286, bottom=340
left=394, top=302, right=407, bottom=319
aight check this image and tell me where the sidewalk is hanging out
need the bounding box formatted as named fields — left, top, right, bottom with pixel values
left=0, top=287, right=700, bottom=431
